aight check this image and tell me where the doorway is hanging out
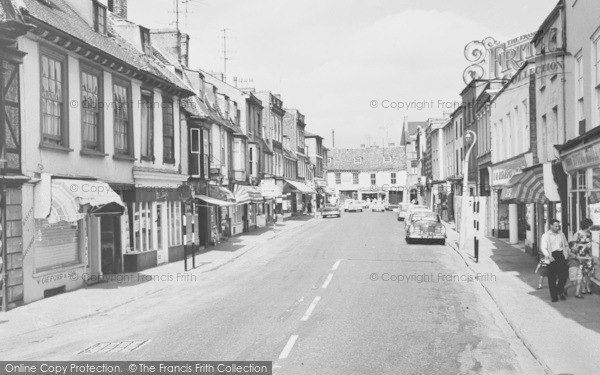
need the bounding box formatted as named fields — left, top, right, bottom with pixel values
left=100, top=216, right=122, bottom=274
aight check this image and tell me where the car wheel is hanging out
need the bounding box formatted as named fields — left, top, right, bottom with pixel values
left=337, top=214, right=341, bottom=218
left=406, top=238, right=412, bottom=244
left=439, top=240, right=445, bottom=245
left=397, top=217, right=401, bottom=221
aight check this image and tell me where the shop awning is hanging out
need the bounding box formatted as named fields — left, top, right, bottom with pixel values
left=194, top=194, right=236, bottom=207
left=209, top=185, right=235, bottom=202
left=234, top=185, right=263, bottom=204
left=284, top=179, right=315, bottom=194
left=36, top=179, right=125, bottom=224
left=500, top=166, right=547, bottom=204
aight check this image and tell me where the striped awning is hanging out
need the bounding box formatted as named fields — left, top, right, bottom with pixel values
left=500, top=165, right=546, bottom=204
left=234, top=185, right=263, bottom=205
left=209, top=185, right=235, bottom=202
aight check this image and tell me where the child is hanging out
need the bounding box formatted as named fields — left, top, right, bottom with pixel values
left=535, top=248, right=549, bottom=289
left=565, top=241, right=584, bottom=298
left=578, top=240, right=594, bottom=295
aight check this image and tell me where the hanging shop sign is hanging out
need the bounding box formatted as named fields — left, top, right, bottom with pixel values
left=561, top=140, right=600, bottom=174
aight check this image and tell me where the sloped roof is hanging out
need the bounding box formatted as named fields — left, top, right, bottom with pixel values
left=1, top=0, right=26, bottom=23
left=407, top=121, right=427, bottom=135
left=21, top=0, right=192, bottom=95
left=327, top=146, right=407, bottom=172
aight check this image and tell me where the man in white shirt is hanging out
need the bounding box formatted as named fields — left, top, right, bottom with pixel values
left=540, top=219, right=569, bottom=302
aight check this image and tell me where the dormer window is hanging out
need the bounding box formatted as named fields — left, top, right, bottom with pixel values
left=93, top=1, right=107, bottom=35
left=140, top=27, right=151, bottom=54
left=354, top=157, right=362, bottom=164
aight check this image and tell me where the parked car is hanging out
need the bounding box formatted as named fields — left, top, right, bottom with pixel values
left=372, top=201, right=385, bottom=212
left=322, top=204, right=341, bottom=218
left=405, top=211, right=446, bottom=244
left=404, top=206, right=431, bottom=229
left=386, top=202, right=399, bottom=211
left=342, top=200, right=352, bottom=212
left=347, top=200, right=364, bottom=212
left=397, top=203, right=411, bottom=221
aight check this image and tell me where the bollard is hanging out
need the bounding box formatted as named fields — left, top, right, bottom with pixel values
left=184, top=246, right=188, bottom=271
left=192, top=245, right=196, bottom=269
left=474, top=237, right=479, bottom=263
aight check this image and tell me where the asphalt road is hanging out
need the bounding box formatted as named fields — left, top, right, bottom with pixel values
left=5, top=211, right=545, bottom=374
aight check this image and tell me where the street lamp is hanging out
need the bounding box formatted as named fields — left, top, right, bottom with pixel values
left=459, top=130, right=477, bottom=252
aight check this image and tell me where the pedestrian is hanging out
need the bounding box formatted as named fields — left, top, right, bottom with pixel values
left=573, top=218, right=595, bottom=295
left=540, top=219, right=569, bottom=302
left=564, top=241, right=584, bottom=298
left=534, top=249, right=548, bottom=289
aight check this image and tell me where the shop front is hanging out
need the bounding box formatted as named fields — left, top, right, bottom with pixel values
left=559, top=138, right=600, bottom=284
left=490, top=155, right=529, bottom=239
left=234, top=184, right=264, bottom=231
left=24, top=177, right=124, bottom=303
left=500, top=163, right=561, bottom=255
left=120, top=187, right=185, bottom=272
left=284, top=179, right=315, bottom=214
left=194, top=194, right=236, bottom=243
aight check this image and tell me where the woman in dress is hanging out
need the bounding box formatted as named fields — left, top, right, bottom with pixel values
left=573, top=218, right=594, bottom=295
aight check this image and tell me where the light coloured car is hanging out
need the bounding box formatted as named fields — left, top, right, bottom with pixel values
left=405, top=211, right=446, bottom=244
left=342, top=199, right=352, bottom=212
left=322, top=204, right=341, bottom=218
left=397, top=203, right=411, bottom=221
left=404, top=206, right=431, bottom=229
left=371, top=201, right=385, bottom=212
left=347, top=200, right=364, bottom=212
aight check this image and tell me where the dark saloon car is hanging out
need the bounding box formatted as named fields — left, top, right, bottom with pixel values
left=405, top=211, right=446, bottom=245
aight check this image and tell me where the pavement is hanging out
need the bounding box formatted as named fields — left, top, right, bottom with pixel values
left=1, top=211, right=545, bottom=375
left=0, top=215, right=318, bottom=339
left=443, top=220, right=600, bottom=375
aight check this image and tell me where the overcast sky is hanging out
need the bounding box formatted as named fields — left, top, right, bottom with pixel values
left=129, top=0, right=556, bottom=149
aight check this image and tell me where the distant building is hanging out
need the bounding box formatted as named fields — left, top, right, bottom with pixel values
left=326, top=146, right=407, bottom=205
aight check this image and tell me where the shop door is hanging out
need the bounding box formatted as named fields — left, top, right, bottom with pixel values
left=517, top=204, right=527, bottom=241
left=100, top=216, right=122, bottom=274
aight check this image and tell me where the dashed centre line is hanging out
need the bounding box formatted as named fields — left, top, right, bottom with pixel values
left=331, top=260, right=342, bottom=271
left=301, top=296, right=321, bottom=321
left=321, top=273, right=334, bottom=289
left=279, top=335, right=299, bottom=359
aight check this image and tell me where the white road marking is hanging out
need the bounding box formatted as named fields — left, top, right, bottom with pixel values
left=301, top=296, right=321, bottom=321
left=322, top=273, right=334, bottom=289
left=331, top=260, right=342, bottom=271
left=279, top=335, right=299, bottom=359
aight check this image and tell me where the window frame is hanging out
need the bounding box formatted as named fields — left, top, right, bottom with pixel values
left=93, top=1, right=107, bottom=35
left=112, top=76, right=134, bottom=158
left=39, top=45, right=70, bottom=149
left=162, top=97, right=175, bottom=164
left=80, top=63, right=104, bottom=153
left=140, top=88, right=155, bottom=161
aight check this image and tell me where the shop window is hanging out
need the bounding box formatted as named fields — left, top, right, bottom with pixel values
left=131, top=202, right=154, bottom=252
left=34, top=220, right=81, bottom=273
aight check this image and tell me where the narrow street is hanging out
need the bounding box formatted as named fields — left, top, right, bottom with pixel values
left=2, top=213, right=543, bottom=375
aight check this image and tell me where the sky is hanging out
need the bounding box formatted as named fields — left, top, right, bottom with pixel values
left=128, top=0, right=557, bottom=149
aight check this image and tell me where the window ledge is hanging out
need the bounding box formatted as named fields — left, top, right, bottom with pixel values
left=80, top=149, right=108, bottom=158
left=141, top=155, right=155, bottom=162
left=113, top=154, right=137, bottom=162
left=163, top=158, right=176, bottom=165
left=39, top=142, right=73, bottom=153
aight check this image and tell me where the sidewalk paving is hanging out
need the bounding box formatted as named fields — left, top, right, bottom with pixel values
left=443, top=221, right=600, bottom=375
left=1, top=216, right=318, bottom=339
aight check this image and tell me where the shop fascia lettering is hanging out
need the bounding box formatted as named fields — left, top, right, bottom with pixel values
left=562, top=141, right=600, bottom=173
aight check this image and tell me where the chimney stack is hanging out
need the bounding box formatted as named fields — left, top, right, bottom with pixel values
left=108, top=0, right=128, bottom=19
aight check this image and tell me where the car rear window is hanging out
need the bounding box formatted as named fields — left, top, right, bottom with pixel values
left=410, top=213, right=439, bottom=222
